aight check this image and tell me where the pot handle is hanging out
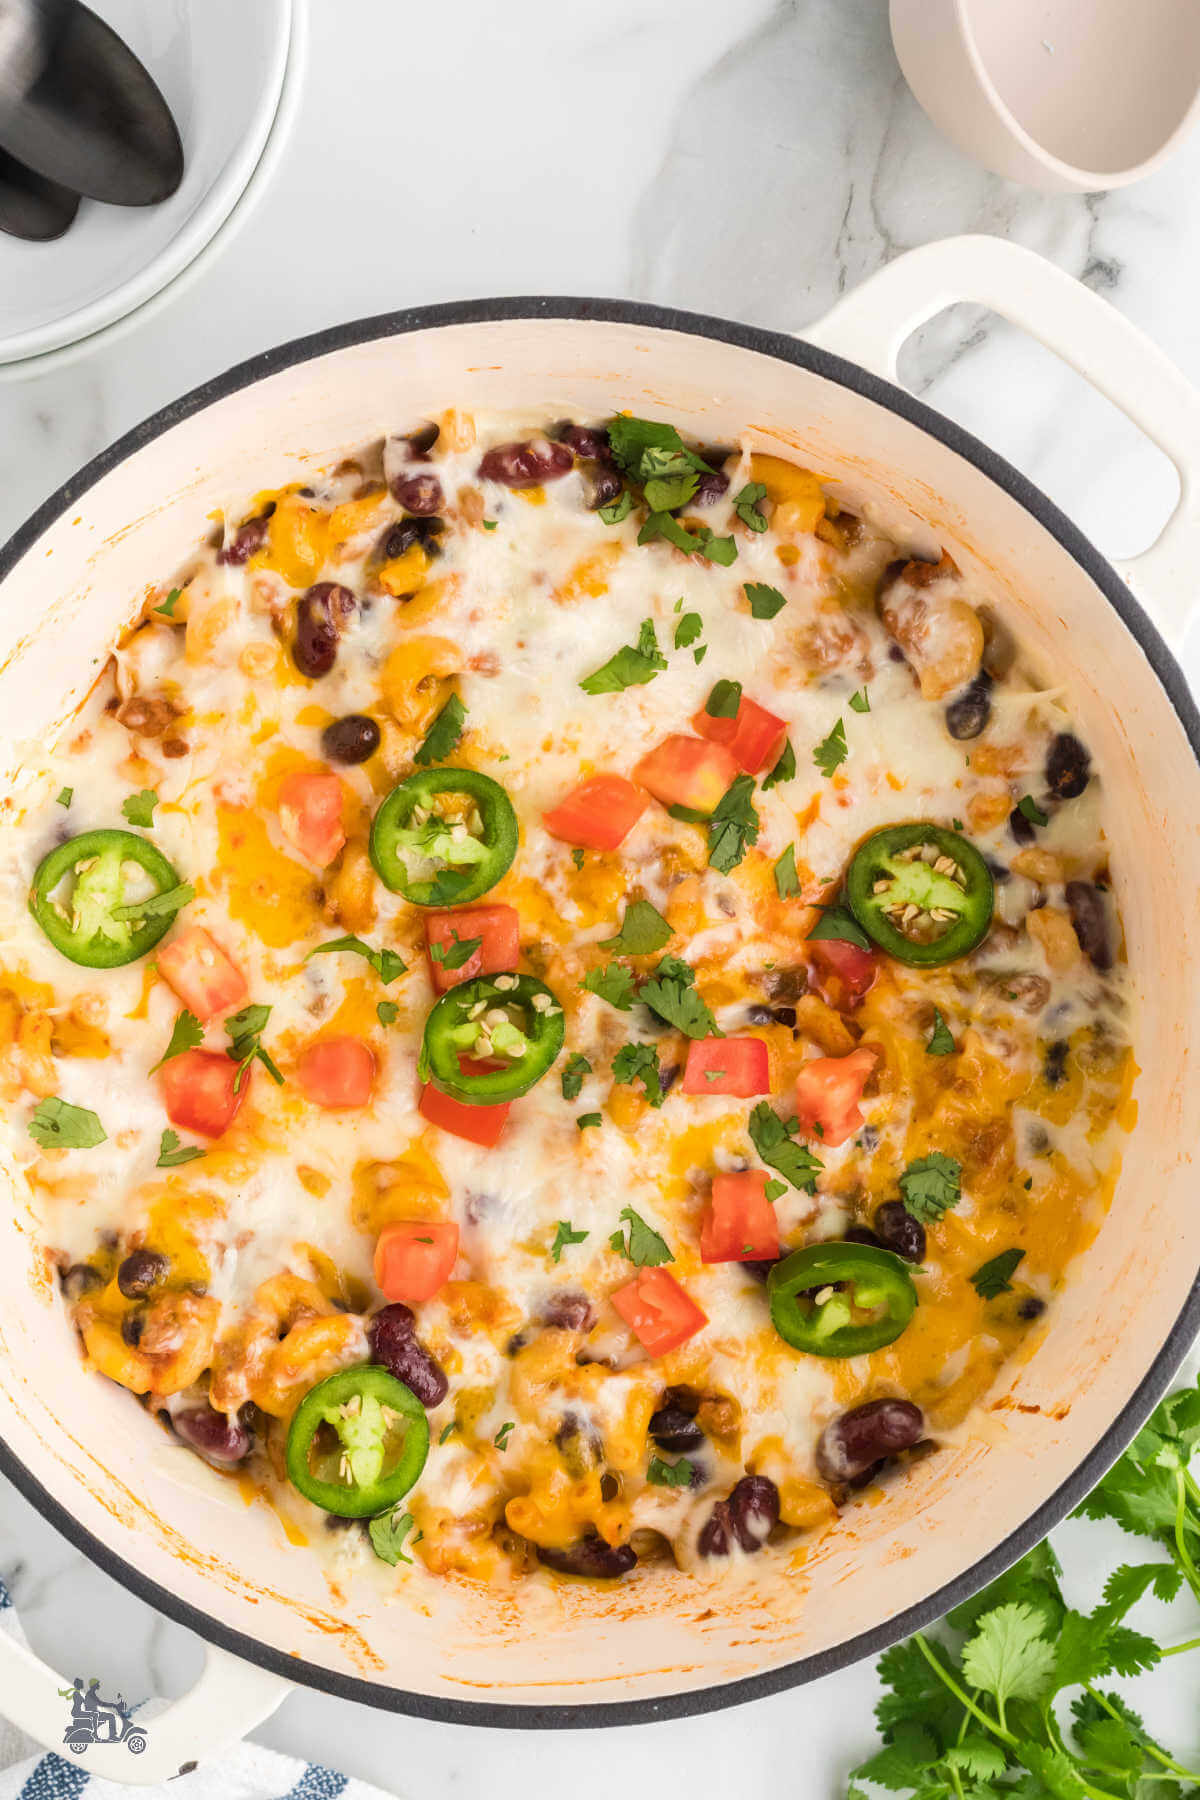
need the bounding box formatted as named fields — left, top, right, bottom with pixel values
left=0, top=1624, right=289, bottom=1787
left=804, top=233, right=1200, bottom=648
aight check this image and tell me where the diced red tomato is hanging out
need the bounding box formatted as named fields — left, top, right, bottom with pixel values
left=158, top=1049, right=245, bottom=1139
left=297, top=1035, right=375, bottom=1109
left=611, top=1267, right=707, bottom=1357
left=794, top=1047, right=878, bottom=1149
left=808, top=937, right=877, bottom=1007
left=543, top=774, right=647, bottom=852
left=425, top=905, right=519, bottom=994
left=692, top=695, right=787, bottom=776
left=374, top=1220, right=460, bottom=1304
left=632, top=735, right=739, bottom=815
left=700, top=1169, right=781, bottom=1264
left=418, top=1082, right=511, bottom=1147
left=278, top=771, right=346, bottom=867
left=156, top=925, right=248, bottom=1021
left=681, top=1036, right=770, bottom=1098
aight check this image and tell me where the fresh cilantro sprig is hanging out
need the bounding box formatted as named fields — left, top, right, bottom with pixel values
left=762, top=739, right=796, bottom=790
left=429, top=931, right=482, bottom=972
left=733, top=484, right=768, bottom=532
left=612, top=1041, right=664, bottom=1108
left=225, top=1002, right=284, bottom=1092
left=748, top=1102, right=822, bottom=1195
left=648, top=1454, right=695, bottom=1488
left=122, top=789, right=158, bottom=828
left=639, top=954, right=723, bottom=1039
left=972, top=1248, right=1025, bottom=1298
left=550, top=1220, right=588, bottom=1263
left=309, top=936, right=407, bottom=984
left=157, top=1128, right=205, bottom=1168
left=609, top=1205, right=673, bottom=1267
left=599, top=899, right=672, bottom=956
left=707, top=774, right=759, bottom=874
left=28, top=1097, right=106, bottom=1150
left=899, top=1151, right=962, bottom=1222
left=813, top=717, right=848, bottom=778
left=414, top=694, right=465, bottom=765
left=580, top=619, right=668, bottom=695
left=847, top=1373, right=1200, bottom=1800
left=561, top=1053, right=592, bottom=1100
left=150, top=1009, right=204, bottom=1072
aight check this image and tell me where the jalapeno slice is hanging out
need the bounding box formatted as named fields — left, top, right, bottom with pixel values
left=845, top=823, right=993, bottom=966
left=29, top=829, right=184, bottom=969
left=421, top=972, right=565, bottom=1104
left=370, top=769, right=518, bottom=907
left=285, top=1365, right=430, bottom=1517
left=767, top=1241, right=917, bottom=1357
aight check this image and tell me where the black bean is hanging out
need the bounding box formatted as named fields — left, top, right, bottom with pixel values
left=649, top=1404, right=704, bottom=1454
left=817, top=1398, right=924, bottom=1484
left=583, top=465, right=623, bottom=511
left=380, top=516, right=444, bottom=562
left=478, top=440, right=574, bottom=487
left=1045, top=733, right=1091, bottom=801
left=293, top=582, right=356, bottom=679
left=746, top=1003, right=796, bottom=1029
left=537, top=1535, right=637, bottom=1579
left=690, top=468, right=730, bottom=506
left=872, top=1202, right=926, bottom=1264
left=321, top=714, right=381, bottom=765
left=743, top=1258, right=779, bottom=1285
left=173, top=1405, right=252, bottom=1464
left=556, top=1411, right=603, bottom=1476
left=944, top=671, right=993, bottom=740
left=1043, top=1039, right=1069, bottom=1087
left=392, top=472, right=444, bottom=515
left=117, top=1249, right=168, bottom=1299
left=1009, top=806, right=1036, bottom=846
left=217, top=510, right=271, bottom=566
left=368, top=1304, right=448, bottom=1408
left=540, top=1291, right=596, bottom=1332
left=403, top=422, right=440, bottom=460
left=121, top=1310, right=144, bottom=1347
left=699, top=1476, right=779, bottom=1557
left=1018, top=1295, right=1047, bottom=1321
left=1065, top=881, right=1112, bottom=970
left=554, top=421, right=611, bottom=461
left=985, top=857, right=1010, bottom=884
left=60, top=1263, right=102, bottom=1301
left=844, top=1226, right=883, bottom=1249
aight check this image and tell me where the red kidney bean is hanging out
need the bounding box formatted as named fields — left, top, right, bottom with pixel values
left=872, top=1202, right=926, bottom=1263
left=649, top=1404, right=704, bottom=1454
left=583, top=465, right=624, bottom=510
left=554, top=421, right=611, bottom=460
left=699, top=1476, right=779, bottom=1557
left=1045, top=733, right=1091, bottom=800
left=944, top=672, right=993, bottom=740
left=392, top=472, right=444, bottom=515
left=60, top=1263, right=102, bottom=1301
left=321, top=714, right=381, bottom=764
left=117, top=1249, right=168, bottom=1299
left=368, top=1303, right=448, bottom=1408
left=539, top=1291, right=596, bottom=1332
left=1065, top=880, right=1111, bottom=969
left=478, top=439, right=573, bottom=488
left=816, top=1398, right=924, bottom=1484
left=383, top=427, right=440, bottom=492
left=537, top=1535, right=636, bottom=1579
left=173, top=1405, right=252, bottom=1465
left=217, top=511, right=271, bottom=566
left=293, top=582, right=356, bottom=679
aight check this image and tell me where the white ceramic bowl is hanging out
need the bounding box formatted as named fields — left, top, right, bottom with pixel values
left=891, top=0, right=1200, bottom=192
left=0, top=0, right=296, bottom=368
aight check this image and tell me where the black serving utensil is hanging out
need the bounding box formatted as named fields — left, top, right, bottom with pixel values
left=0, top=0, right=183, bottom=206
left=0, top=140, right=77, bottom=237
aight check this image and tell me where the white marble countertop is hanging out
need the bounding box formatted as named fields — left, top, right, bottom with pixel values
left=0, top=1, right=1198, bottom=1792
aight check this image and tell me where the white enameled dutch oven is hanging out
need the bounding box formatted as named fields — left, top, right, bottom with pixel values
left=1, top=235, right=1199, bottom=1786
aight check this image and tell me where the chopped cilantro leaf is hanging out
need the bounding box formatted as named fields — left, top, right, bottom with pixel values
left=813, top=718, right=848, bottom=778
left=598, top=489, right=633, bottom=525
left=648, top=1454, right=695, bottom=1488
left=150, top=1009, right=204, bottom=1072
left=551, top=1220, right=588, bottom=1263
left=600, top=899, right=671, bottom=956
left=122, top=789, right=158, bottom=828
left=762, top=738, right=795, bottom=789
left=612, top=1041, right=664, bottom=1107
left=414, top=693, right=466, bottom=766
left=55, top=787, right=72, bottom=808
left=310, top=936, right=407, bottom=984
left=611, top=1205, right=673, bottom=1267
left=494, top=1422, right=515, bottom=1450
left=808, top=904, right=871, bottom=951
left=745, top=581, right=787, bottom=619
left=577, top=1112, right=602, bottom=1130
left=155, top=588, right=183, bottom=618
left=733, top=483, right=768, bottom=532
left=29, top=1097, right=107, bottom=1150
left=571, top=847, right=585, bottom=870
left=225, top=1002, right=284, bottom=1092
left=1018, top=794, right=1050, bottom=827
left=774, top=844, right=800, bottom=899
left=972, top=1248, right=1025, bottom=1299
left=926, top=1009, right=955, bottom=1055
left=377, top=1000, right=399, bottom=1026
left=157, top=1128, right=205, bottom=1168
left=582, top=962, right=637, bottom=1010
left=674, top=611, right=703, bottom=650
left=707, top=774, right=759, bottom=874
left=561, top=1053, right=591, bottom=1099
left=429, top=931, right=482, bottom=971
left=748, top=1101, right=822, bottom=1195
left=369, top=1508, right=416, bottom=1566
left=849, top=686, right=871, bottom=713
left=640, top=955, right=723, bottom=1039
left=704, top=678, right=742, bottom=719
left=899, top=1151, right=962, bottom=1222
left=579, top=618, right=668, bottom=694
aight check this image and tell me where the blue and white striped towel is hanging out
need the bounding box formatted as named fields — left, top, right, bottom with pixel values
left=0, top=1578, right=395, bottom=1800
